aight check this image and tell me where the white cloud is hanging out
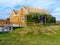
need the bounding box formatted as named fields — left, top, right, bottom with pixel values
left=23, top=0, right=56, bottom=9
left=50, top=7, right=60, bottom=17
left=54, top=7, right=60, bottom=12
left=0, top=0, right=60, bottom=20
left=0, top=0, right=24, bottom=19
left=0, top=0, right=23, bottom=7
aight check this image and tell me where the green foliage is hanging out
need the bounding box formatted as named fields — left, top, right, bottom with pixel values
left=27, top=13, right=41, bottom=23
left=46, top=14, right=56, bottom=23
left=7, top=18, right=10, bottom=20
left=26, top=13, right=56, bottom=23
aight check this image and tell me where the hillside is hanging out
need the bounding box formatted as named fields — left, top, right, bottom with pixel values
left=0, top=24, right=60, bottom=45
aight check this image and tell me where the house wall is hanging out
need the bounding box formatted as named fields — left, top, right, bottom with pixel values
left=10, top=14, right=19, bottom=24
left=10, top=7, right=27, bottom=27
left=0, top=20, right=6, bottom=25
left=0, top=20, right=10, bottom=26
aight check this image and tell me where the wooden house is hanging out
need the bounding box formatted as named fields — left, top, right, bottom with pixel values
left=10, top=6, right=49, bottom=27
left=10, top=6, right=28, bottom=27
left=0, top=20, right=10, bottom=26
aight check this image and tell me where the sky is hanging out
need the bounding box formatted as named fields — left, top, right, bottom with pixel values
left=0, top=0, right=60, bottom=20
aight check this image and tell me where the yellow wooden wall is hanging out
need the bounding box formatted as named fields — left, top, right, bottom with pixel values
left=10, top=7, right=27, bottom=27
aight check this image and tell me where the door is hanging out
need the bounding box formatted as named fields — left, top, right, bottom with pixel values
left=40, top=15, right=46, bottom=24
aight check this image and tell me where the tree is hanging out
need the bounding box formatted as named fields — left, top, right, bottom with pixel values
left=7, top=18, right=10, bottom=20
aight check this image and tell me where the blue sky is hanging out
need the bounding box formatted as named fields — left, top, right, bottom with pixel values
left=0, top=0, right=60, bottom=20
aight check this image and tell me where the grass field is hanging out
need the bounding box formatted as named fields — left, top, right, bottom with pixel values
left=0, top=24, right=60, bottom=45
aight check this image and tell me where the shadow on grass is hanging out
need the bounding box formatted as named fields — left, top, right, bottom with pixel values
left=0, top=32, right=10, bottom=34
left=13, top=27, right=24, bottom=30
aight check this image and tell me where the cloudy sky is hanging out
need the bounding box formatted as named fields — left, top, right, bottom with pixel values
left=0, top=0, right=60, bottom=20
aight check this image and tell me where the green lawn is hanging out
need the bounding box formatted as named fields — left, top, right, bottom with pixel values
left=0, top=25, right=60, bottom=45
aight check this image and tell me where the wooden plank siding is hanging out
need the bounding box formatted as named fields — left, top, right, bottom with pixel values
left=0, top=20, right=10, bottom=26
left=9, top=6, right=27, bottom=27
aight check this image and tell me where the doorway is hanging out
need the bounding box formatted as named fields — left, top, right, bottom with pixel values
left=40, top=15, right=46, bottom=24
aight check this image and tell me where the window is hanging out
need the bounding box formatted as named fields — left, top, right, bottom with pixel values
left=19, top=17, right=25, bottom=20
